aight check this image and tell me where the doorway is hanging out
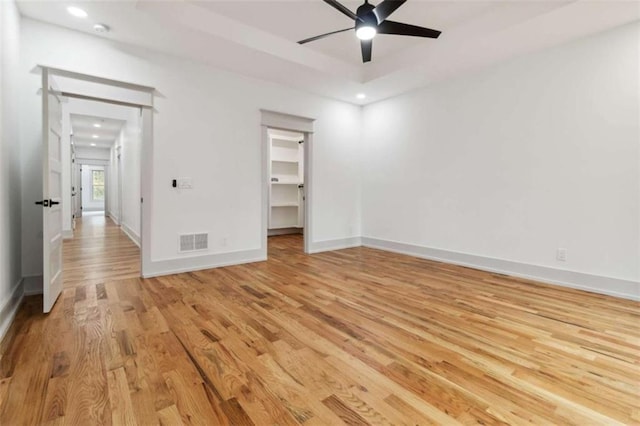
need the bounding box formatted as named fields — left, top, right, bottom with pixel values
left=65, top=108, right=141, bottom=285
left=80, top=165, right=106, bottom=215
left=39, top=66, right=154, bottom=313
left=261, top=109, right=315, bottom=257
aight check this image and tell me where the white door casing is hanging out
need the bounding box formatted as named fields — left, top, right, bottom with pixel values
left=42, top=68, right=64, bottom=313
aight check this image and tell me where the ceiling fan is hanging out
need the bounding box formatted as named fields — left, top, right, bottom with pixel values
left=298, top=0, right=441, bottom=63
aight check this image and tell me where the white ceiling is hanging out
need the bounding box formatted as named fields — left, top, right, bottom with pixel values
left=70, top=113, right=125, bottom=148
left=17, top=1, right=640, bottom=105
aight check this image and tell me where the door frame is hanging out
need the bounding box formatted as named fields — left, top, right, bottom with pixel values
left=260, top=110, right=315, bottom=255
left=38, top=66, right=155, bottom=281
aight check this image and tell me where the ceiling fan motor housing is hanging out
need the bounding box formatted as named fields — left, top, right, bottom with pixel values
left=355, top=2, right=378, bottom=31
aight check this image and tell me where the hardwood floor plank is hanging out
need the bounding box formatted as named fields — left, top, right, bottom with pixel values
left=107, top=367, right=137, bottom=426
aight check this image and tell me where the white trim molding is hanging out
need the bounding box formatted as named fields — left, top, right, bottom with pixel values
left=0, top=279, right=24, bottom=345
left=309, top=237, right=362, bottom=254
left=142, top=249, right=266, bottom=278
left=260, top=109, right=315, bottom=133
left=121, top=223, right=140, bottom=247
left=361, top=237, right=640, bottom=301
left=108, top=212, right=120, bottom=225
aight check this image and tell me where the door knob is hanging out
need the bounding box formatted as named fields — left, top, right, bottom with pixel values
left=35, top=199, right=59, bottom=207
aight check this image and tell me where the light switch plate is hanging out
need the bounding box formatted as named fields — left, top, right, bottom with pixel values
left=177, top=177, right=193, bottom=189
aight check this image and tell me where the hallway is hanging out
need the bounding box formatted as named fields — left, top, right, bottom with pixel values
left=63, top=213, right=140, bottom=287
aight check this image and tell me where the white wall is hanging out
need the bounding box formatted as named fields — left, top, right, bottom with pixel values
left=0, top=0, right=23, bottom=339
left=81, top=165, right=105, bottom=212
left=19, top=18, right=362, bottom=279
left=362, top=23, right=640, bottom=299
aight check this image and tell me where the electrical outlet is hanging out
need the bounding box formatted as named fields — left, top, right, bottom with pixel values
left=556, top=248, right=567, bottom=262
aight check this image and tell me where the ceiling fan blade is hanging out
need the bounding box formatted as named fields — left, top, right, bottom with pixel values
left=361, top=39, right=372, bottom=63
left=298, top=27, right=354, bottom=44
left=323, top=0, right=358, bottom=21
left=377, top=20, right=441, bottom=38
left=372, top=0, right=407, bottom=24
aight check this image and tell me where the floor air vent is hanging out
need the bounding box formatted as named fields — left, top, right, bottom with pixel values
left=179, top=233, right=208, bottom=252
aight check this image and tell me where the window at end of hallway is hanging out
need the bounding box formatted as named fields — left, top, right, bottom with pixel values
left=92, top=170, right=105, bottom=201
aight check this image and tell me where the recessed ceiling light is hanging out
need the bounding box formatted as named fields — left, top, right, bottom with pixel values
left=67, top=6, right=88, bottom=18
left=356, top=93, right=366, bottom=100
left=93, top=23, right=110, bottom=33
left=90, top=143, right=96, bottom=146
left=93, top=123, right=101, bottom=128
left=92, top=135, right=99, bottom=138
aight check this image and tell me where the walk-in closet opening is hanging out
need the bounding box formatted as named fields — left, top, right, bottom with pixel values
left=260, top=110, right=314, bottom=257
left=267, top=128, right=306, bottom=253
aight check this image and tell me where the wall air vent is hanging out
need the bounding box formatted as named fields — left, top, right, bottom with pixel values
left=179, top=233, right=208, bottom=253
left=194, top=233, right=208, bottom=251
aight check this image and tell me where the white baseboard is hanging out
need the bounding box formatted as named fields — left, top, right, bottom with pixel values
left=142, top=248, right=266, bottom=278
left=361, top=237, right=640, bottom=301
left=268, top=228, right=302, bottom=236
left=23, top=275, right=43, bottom=296
left=121, top=223, right=140, bottom=247
left=308, top=237, right=362, bottom=254
left=108, top=212, right=120, bottom=225
left=0, top=278, right=24, bottom=345
left=63, top=229, right=73, bottom=239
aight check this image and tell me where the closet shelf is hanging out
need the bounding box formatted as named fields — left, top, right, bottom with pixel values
left=271, top=203, right=299, bottom=207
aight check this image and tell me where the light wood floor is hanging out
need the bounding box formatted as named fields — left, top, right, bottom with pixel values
left=0, top=216, right=639, bottom=425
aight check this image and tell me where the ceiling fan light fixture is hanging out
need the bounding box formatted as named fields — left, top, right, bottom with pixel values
left=298, top=0, right=441, bottom=63
left=356, top=26, right=377, bottom=41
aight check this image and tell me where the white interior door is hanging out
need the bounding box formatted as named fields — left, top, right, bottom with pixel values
left=41, top=69, right=64, bottom=313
